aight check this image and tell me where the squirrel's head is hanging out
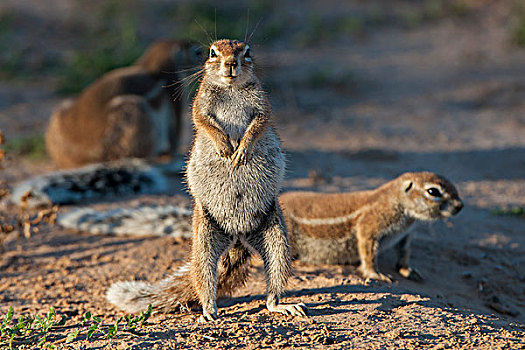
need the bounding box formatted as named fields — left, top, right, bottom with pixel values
left=136, top=39, right=202, bottom=73
left=398, top=172, right=463, bottom=221
left=204, top=39, right=254, bottom=87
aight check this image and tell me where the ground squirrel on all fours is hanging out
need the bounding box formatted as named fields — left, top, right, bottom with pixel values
left=106, top=39, right=307, bottom=321
left=280, top=172, right=463, bottom=282
left=46, top=39, right=201, bottom=169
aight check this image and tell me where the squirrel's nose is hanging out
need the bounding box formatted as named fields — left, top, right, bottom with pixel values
left=452, top=199, right=463, bottom=215
left=225, top=60, right=238, bottom=68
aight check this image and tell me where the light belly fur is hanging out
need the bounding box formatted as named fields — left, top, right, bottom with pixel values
left=292, top=229, right=359, bottom=265
left=187, top=129, right=285, bottom=234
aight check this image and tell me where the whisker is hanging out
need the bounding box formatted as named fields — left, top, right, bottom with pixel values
left=181, top=70, right=204, bottom=86
left=170, top=68, right=204, bottom=101
left=174, top=70, right=203, bottom=90
left=247, top=16, right=263, bottom=44
left=159, top=66, right=202, bottom=85
left=188, top=75, right=203, bottom=96
left=244, top=9, right=250, bottom=43
left=195, top=19, right=214, bottom=45
left=195, top=38, right=209, bottom=49
left=179, top=74, right=203, bottom=101
left=214, top=9, right=217, bottom=41
left=172, top=66, right=205, bottom=75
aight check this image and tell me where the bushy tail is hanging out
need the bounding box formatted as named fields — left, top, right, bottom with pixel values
left=106, top=241, right=253, bottom=313
left=106, top=262, right=198, bottom=313
left=10, top=159, right=170, bottom=208
left=58, top=205, right=192, bottom=237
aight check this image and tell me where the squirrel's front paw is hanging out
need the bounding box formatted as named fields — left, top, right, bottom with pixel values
left=215, top=141, right=234, bottom=158
left=231, top=146, right=250, bottom=166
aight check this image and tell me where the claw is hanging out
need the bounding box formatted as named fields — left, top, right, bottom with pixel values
left=218, top=149, right=232, bottom=158
left=267, top=302, right=308, bottom=317
left=216, top=140, right=234, bottom=158
left=231, top=147, right=248, bottom=167
left=198, top=311, right=218, bottom=323
left=294, top=303, right=308, bottom=316
left=361, top=268, right=393, bottom=283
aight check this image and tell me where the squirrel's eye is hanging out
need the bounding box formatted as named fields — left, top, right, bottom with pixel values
left=427, top=188, right=442, bottom=197
left=210, top=49, right=217, bottom=58
left=244, top=49, right=251, bottom=58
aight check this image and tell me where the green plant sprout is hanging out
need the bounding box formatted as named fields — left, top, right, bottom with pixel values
left=0, top=305, right=153, bottom=349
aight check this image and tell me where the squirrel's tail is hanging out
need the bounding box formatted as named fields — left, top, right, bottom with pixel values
left=106, top=241, right=252, bottom=313
left=58, top=205, right=193, bottom=237
left=10, top=159, right=170, bottom=208
left=106, top=262, right=198, bottom=313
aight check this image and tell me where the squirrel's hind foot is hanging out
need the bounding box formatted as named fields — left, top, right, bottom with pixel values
left=397, top=266, right=423, bottom=281
left=267, top=302, right=308, bottom=317
left=198, top=311, right=219, bottom=323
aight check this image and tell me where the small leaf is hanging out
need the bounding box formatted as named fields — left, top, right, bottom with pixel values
left=93, top=316, right=103, bottom=323
left=84, top=311, right=92, bottom=322
left=141, top=305, right=152, bottom=324
left=47, top=307, right=55, bottom=319
left=87, top=323, right=99, bottom=338
left=107, top=325, right=117, bottom=339
left=25, top=316, right=35, bottom=331
left=66, top=330, right=79, bottom=343
left=3, top=307, right=13, bottom=325
left=37, top=334, right=48, bottom=347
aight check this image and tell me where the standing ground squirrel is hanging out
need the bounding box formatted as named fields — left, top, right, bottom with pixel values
left=280, top=172, right=463, bottom=282
left=106, top=39, right=307, bottom=321
left=46, top=39, right=201, bottom=169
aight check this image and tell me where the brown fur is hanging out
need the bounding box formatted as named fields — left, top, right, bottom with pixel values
left=279, top=172, right=463, bottom=282
left=186, top=39, right=305, bottom=321
left=46, top=39, right=200, bottom=169
left=106, top=39, right=306, bottom=321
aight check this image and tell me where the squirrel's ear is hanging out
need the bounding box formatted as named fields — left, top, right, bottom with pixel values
left=403, top=180, right=413, bottom=193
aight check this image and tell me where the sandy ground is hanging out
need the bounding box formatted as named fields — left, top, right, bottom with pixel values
left=1, top=0, right=525, bottom=348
